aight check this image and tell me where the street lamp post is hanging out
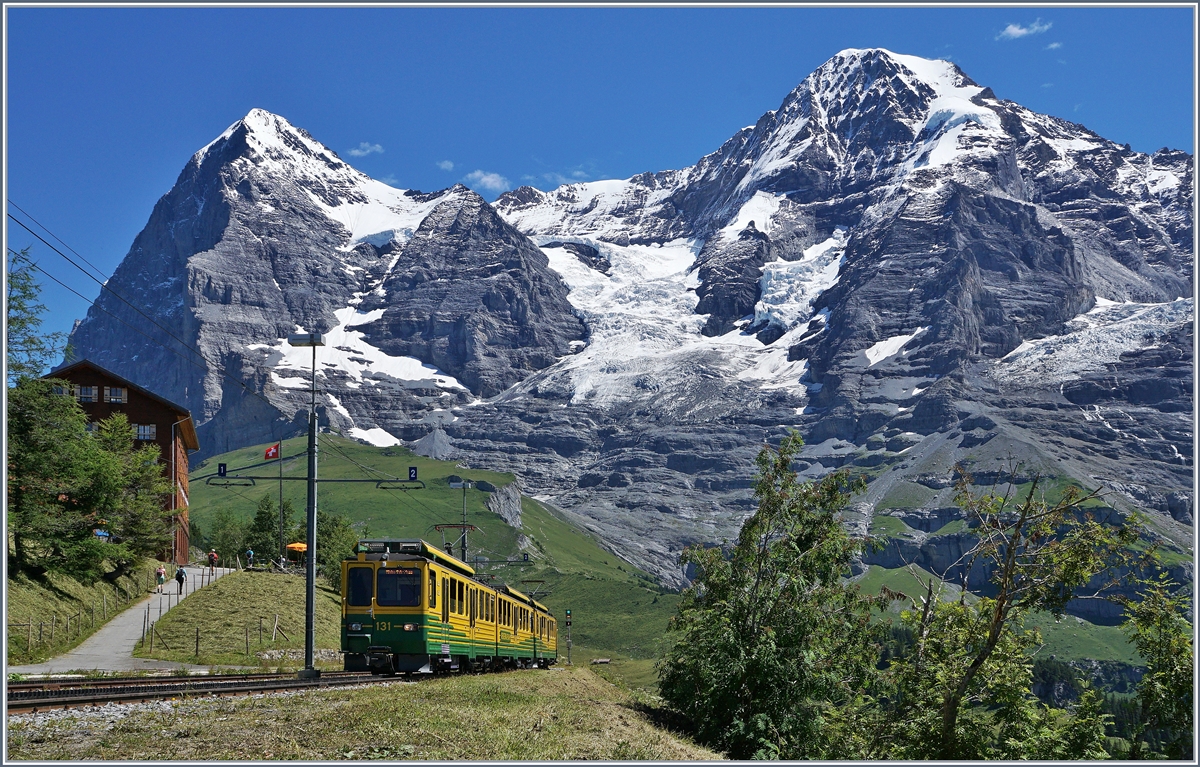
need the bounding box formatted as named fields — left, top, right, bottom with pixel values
left=287, top=332, right=324, bottom=679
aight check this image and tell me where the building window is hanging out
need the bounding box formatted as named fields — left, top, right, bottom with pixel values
left=134, top=423, right=157, bottom=440
left=77, top=386, right=98, bottom=403
left=85, top=422, right=99, bottom=433
left=104, top=386, right=127, bottom=403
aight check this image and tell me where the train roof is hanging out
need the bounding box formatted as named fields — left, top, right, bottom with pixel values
left=355, top=539, right=474, bottom=577
left=497, top=584, right=551, bottom=614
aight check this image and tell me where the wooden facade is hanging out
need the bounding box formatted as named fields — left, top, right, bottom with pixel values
left=45, top=360, right=200, bottom=564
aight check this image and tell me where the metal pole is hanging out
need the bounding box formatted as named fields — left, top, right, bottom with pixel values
left=302, top=344, right=319, bottom=678
left=279, top=431, right=285, bottom=563
left=461, top=482, right=468, bottom=562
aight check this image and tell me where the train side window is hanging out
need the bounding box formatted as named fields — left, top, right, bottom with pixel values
left=458, top=580, right=465, bottom=614
left=346, top=566, right=373, bottom=606
left=442, top=578, right=449, bottom=623
left=449, top=578, right=457, bottom=614
left=428, top=569, right=437, bottom=609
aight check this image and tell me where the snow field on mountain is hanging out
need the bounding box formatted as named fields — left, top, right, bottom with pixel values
left=535, top=224, right=852, bottom=401
left=500, top=177, right=682, bottom=242
left=719, top=191, right=785, bottom=241
left=248, top=306, right=468, bottom=396
left=995, top=297, right=1193, bottom=387
left=754, top=229, right=847, bottom=330
left=306, top=180, right=455, bottom=252
left=860, top=327, right=930, bottom=368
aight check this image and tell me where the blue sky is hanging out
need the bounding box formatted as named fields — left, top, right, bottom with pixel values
left=5, top=5, right=1195, bottom=348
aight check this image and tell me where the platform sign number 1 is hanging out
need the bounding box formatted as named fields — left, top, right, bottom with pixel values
left=218, top=463, right=227, bottom=477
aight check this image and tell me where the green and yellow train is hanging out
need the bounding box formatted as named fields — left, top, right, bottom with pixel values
left=340, top=539, right=558, bottom=674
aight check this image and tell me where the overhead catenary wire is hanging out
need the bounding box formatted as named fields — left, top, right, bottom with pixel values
left=317, top=433, right=444, bottom=516
left=8, top=200, right=112, bottom=284
left=7, top=211, right=279, bottom=414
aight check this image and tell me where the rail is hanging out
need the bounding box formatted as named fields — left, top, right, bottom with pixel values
left=6, top=671, right=382, bottom=715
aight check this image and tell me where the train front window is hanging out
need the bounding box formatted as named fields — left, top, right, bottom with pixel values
left=346, top=566, right=373, bottom=606
left=377, top=567, right=421, bottom=607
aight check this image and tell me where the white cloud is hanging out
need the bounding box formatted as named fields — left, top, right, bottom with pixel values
left=348, top=142, right=384, bottom=157
left=379, top=175, right=399, bottom=185
left=1041, top=83, right=1054, bottom=89
left=1045, top=42, right=1062, bottom=50
left=463, top=170, right=511, bottom=194
left=437, top=160, right=455, bottom=171
left=997, top=18, right=1052, bottom=40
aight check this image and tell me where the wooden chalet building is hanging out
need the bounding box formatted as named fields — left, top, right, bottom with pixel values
left=45, top=360, right=200, bottom=564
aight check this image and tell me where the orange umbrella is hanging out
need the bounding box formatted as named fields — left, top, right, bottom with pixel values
left=285, top=542, right=308, bottom=551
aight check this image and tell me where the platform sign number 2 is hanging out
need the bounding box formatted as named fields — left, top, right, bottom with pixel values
left=409, top=467, right=418, bottom=481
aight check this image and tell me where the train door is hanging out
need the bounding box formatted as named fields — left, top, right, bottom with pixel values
left=441, top=576, right=450, bottom=656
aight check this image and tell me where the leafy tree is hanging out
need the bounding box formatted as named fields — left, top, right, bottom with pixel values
left=656, top=431, right=885, bottom=759
left=873, top=471, right=1140, bottom=759
left=244, top=495, right=296, bottom=565
left=7, top=378, right=112, bottom=580
left=206, top=506, right=245, bottom=567
left=188, top=519, right=207, bottom=554
left=7, top=381, right=170, bottom=581
left=6, top=247, right=66, bottom=385
left=1119, top=575, right=1194, bottom=759
left=93, top=413, right=173, bottom=564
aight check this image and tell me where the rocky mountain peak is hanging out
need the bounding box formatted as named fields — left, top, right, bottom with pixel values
left=193, top=108, right=347, bottom=172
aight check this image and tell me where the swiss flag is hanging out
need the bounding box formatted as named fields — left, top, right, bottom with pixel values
left=265, top=443, right=280, bottom=460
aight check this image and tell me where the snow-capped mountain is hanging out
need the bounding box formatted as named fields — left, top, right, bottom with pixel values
left=67, top=51, right=1192, bottom=591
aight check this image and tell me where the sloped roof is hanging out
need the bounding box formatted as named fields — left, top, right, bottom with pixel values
left=45, top=359, right=200, bottom=450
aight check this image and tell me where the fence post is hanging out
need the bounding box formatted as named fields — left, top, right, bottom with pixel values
left=103, top=594, right=107, bottom=620
left=39, top=621, right=44, bottom=645
left=246, top=625, right=250, bottom=656
left=259, top=616, right=263, bottom=645
left=272, top=614, right=279, bottom=642
left=50, top=614, right=56, bottom=642
left=27, top=621, right=32, bottom=651
left=195, top=627, right=200, bottom=659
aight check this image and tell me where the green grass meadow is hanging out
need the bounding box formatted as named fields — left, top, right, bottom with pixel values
left=130, top=570, right=343, bottom=669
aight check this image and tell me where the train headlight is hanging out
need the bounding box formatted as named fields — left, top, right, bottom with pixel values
left=349, top=623, right=362, bottom=631
left=403, top=623, right=419, bottom=632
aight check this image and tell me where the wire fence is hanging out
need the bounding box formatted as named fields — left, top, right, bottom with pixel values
left=137, top=613, right=296, bottom=660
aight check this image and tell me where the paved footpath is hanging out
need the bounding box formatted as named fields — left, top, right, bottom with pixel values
left=8, top=566, right=236, bottom=676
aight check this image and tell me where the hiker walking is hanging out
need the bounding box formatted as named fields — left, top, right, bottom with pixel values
left=155, top=565, right=166, bottom=593
left=174, top=565, right=187, bottom=594
left=208, top=549, right=218, bottom=574
left=246, top=548, right=254, bottom=568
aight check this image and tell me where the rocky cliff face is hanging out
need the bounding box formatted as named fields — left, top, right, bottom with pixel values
left=68, top=51, right=1192, bottom=591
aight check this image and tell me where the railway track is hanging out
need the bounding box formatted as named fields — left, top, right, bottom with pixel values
left=6, top=671, right=384, bottom=715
